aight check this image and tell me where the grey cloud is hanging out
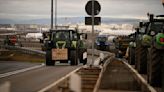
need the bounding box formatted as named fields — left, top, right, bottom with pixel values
left=0, top=0, right=163, bottom=20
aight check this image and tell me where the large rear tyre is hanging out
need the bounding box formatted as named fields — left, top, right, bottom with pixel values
left=147, top=46, right=162, bottom=87
left=162, top=54, right=164, bottom=92
left=135, top=46, right=140, bottom=69
left=70, top=50, right=78, bottom=65
left=136, top=46, right=147, bottom=74
left=128, top=47, right=135, bottom=65
left=46, top=50, right=54, bottom=66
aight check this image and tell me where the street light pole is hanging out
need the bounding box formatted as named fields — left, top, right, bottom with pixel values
left=51, top=0, right=53, bottom=29
left=55, top=0, right=57, bottom=29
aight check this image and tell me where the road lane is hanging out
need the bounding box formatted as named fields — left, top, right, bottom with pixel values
left=0, top=55, right=99, bottom=92
left=0, top=61, right=42, bottom=74
left=0, top=65, right=80, bottom=92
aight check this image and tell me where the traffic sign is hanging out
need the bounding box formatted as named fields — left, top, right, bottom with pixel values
left=85, top=0, right=101, bottom=16
left=85, top=0, right=101, bottom=66
left=10, top=36, right=17, bottom=44
left=85, top=17, right=101, bottom=25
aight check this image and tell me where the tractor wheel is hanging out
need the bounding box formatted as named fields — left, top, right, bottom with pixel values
left=46, top=50, right=54, bottom=66
left=136, top=46, right=147, bottom=74
left=70, top=50, right=78, bottom=65
left=147, top=46, right=162, bottom=87
left=135, top=46, right=140, bottom=69
left=128, top=47, right=135, bottom=65
left=162, top=53, right=164, bottom=92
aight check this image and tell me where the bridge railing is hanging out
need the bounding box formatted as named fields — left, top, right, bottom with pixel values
left=0, top=45, right=45, bottom=57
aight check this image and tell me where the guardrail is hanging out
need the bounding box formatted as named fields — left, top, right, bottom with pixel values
left=122, top=59, right=157, bottom=92
left=0, top=45, right=45, bottom=57
left=0, top=45, right=107, bottom=58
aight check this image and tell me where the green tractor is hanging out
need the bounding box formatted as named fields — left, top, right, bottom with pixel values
left=127, top=32, right=137, bottom=65
left=133, top=22, right=150, bottom=74
left=45, top=28, right=87, bottom=66
left=129, top=14, right=164, bottom=88
left=113, top=36, right=131, bottom=58
left=142, top=14, right=164, bottom=87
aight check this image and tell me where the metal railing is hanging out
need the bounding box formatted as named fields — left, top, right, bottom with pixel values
left=0, top=45, right=45, bottom=57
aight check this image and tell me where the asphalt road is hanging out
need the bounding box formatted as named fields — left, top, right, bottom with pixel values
left=0, top=54, right=99, bottom=92
left=0, top=65, right=81, bottom=92
left=0, top=54, right=98, bottom=74
left=0, top=61, right=41, bottom=74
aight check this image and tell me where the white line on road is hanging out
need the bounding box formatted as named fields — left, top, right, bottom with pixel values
left=38, top=66, right=82, bottom=92
left=0, top=63, right=45, bottom=79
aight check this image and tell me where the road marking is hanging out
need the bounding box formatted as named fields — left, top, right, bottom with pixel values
left=38, top=66, right=82, bottom=92
left=0, top=64, right=44, bottom=79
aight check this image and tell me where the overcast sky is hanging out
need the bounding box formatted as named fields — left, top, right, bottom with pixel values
left=0, top=0, right=163, bottom=20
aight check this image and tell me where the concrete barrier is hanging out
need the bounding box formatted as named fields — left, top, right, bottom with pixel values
left=0, top=45, right=45, bottom=57
left=122, top=60, right=157, bottom=92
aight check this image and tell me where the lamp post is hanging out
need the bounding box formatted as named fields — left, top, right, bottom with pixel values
left=51, top=0, right=57, bottom=30
left=51, top=0, right=53, bottom=29
left=55, top=0, right=57, bottom=29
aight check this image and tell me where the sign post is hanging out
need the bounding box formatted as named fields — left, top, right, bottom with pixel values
left=85, top=0, right=101, bottom=66
left=91, top=0, right=94, bottom=66
left=51, top=0, right=58, bottom=30
left=51, top=0, right=53, bottom=29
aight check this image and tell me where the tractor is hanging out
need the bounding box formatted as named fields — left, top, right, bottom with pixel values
left=45, top=28, right=87, bottom=66
left=113, top=36, right=131, bottom=58
left=143, top=14, right=164, bottom=87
